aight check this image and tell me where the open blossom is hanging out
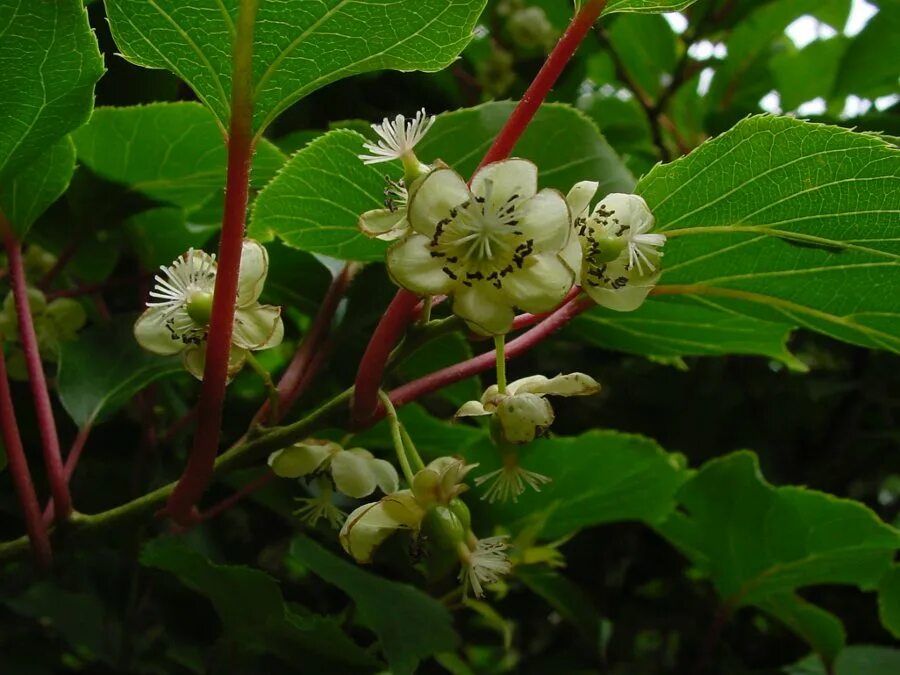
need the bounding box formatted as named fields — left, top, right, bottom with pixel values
left=268, top=439, right=399, bottom=499
left=459, top=536, right=512, bottom=598
left=134, top=239, right=283, bottom=380
left=387, top=159, right=576, bottom=335
left=359, top=108, right=435, bottom=165
left=565, top=183, right=666, bottom=311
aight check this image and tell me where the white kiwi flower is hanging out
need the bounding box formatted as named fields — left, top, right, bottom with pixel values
left=134, top=239, right=283, bottom=380
left=386, top=159, right=576, bottom=335
left=359, top=108, right=435, bottom=165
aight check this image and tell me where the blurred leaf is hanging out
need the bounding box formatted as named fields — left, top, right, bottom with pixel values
left=260, top=239, right=333, bottom=315
left=637, top=115, right=900, bottom=354
left=467, top=430, right=688, bottom=538
left=104, top=0, right=487, bottom=134
left=568, top=297, right=805, bottom=369
left=603, top=0, right=701, bottom=14
left=659, top=452, right=900, bottom=655
left=289, top=535, right=459, bottom=675
left=0, top=138, right=76, bottom=238
left=57, top=317, right=182, bottom=427
left=606, top=13, right=677, bottom=98
left=785, top=646, right=900, bottom=675
left=757, top=594, right=846, bottom=665
left=72, top=103, right=286, bottom=210
left=833, top=4, right=900, bottom=98
left=394, top=331, right=481, bottom=407
left=879, top=565, right=900, bottom=639
left=141, top=537, right=379, bottom=670
left=125, top=206, right=218, bottom=268
left=0, top=0, right=103, bottom=186
left=770, top=37, right=848, bottom=111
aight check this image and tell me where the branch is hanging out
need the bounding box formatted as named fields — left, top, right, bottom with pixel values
left=0, top=341, right=52, bottom=567
left=42, top=422, right=93, bottom=524
left=1, top=219, right=71, bottom=519
left=166, top=0, right=261, bottom=525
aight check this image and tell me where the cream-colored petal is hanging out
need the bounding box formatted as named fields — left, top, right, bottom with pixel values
left=256, top=310, right=284, bottom=350
left=182, top=344, right=247, bottom=381
left=566, top=181, right=599, bottom=221
left=331, top=450, right=379, bottom=498
left=496, top=393, right=555, bottom=444
left=369, top=458, right=400, bottom=495
left=386, top=234, right=456, bottom=296
left=511, top=372, right=601, bottom=398
left=593, top=193, right=654, bottom=235
left=452, top=283, right=515, bottom=336
left=233, top=304, right=282, bottom=350
left=515, top=189, right=572, bottom=252
left=455, top=400, right=490, bottom=418
left=559, top=232, right=583, bottom=285
left=501, top=253, right=575, bottom=315
left=407, top=168, right=470, bottom=238
left=134, top=307, right=186, bottom=356
left=470, top=158, right=538, bottom=212
left=358, top=208, right=409, bottom=241
left=268, top=441, right=334, bottom=478
left=340, top=491, right=423, bottom=563
left=582, top=268, right=660, bottom=312
left=237, top=239, right=269, bottom=305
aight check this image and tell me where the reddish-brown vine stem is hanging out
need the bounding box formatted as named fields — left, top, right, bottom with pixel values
left=42, top=422, right=94, bottom=524
left=2, top=222, right=71, bottom=519
left=0, top=342, right=52, bottom=567
left=166, top=0, right=260, bottom=526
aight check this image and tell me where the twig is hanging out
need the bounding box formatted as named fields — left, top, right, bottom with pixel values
left=42, top=422, right=94, bottom=524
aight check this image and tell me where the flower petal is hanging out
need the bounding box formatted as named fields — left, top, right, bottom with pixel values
left=134, top=307, right=185, bottom=355
left=515, top=188, right=572, bottom=252
left=237, top=239, right=269, bottom=305
left=340, top=491, right=423, bottom=563
left=455, top=399, right=490, bottom=418
left=386, top=234, right=456, bottom=295
left=452, top=283, right=515, bottom=336
left=496, top=393, right=555, bottom=444
left=369, top=458, right=400, bottom=495
left=268, top=441, right=335, bottom=478
left=407, top=168, right=470, bottom=238
left=501, top=253, right=575, bottom=314
left=182, top=344, right=247, bottom=381
left=582, top=268, right=661, bottom=312
left=233, top=304, right=282, bottom=350
left=332, top=449, right=379, bottom=498
left=559, top=231, right=583, bottom=284
left=510, top=372, right=600, bottom=398
left=566, top=181, right=599, bottom=220
left=470, top=159, right=538, bottom=211
left=358, top=208, right=408, bottom=241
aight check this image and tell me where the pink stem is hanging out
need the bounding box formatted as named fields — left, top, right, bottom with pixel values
left=42, top=422, right=93, bottom=524
left=2, top=226, right=71, bottom=519
left=196, top=470, right=275, bottom=522
left=0, top=341, right=52, bottom=567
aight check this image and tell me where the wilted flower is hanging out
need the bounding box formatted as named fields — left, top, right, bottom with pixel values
left=458, top=535, right=512, bottom=598
left=133, top=239, right=283, bottom=380
left=565, top=183, right=666, bottom=311
left=387, top=159, right=575, bottom=335
left=268, top=439, right=399, bottom=499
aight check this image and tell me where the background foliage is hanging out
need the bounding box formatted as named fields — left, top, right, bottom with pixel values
left=0, top=0, right=898, bottom=673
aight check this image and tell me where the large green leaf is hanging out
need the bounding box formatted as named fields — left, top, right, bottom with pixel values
left=104, top=0, right=486, bottom=135
left=0, top=138, right=76, bottom=238
left=0, top=0, right=103, bottom=186
left=833, top=4, right=900, bottom=99
left=250, top=102, right=633, bottom=261
left=57, top=318, right=182, bottom=427
left=770, top=37, right=849, bottom=111
left=568, top=297, right=805, bottom=369
left=72, top=103, right=286, bottom=210
left=605, top=13, right=677, bottom=98
left=658, top=452, right=900, bottom=656
left=288, top=535, right=458, bottom=675
left=141, top=538, right=379, bottom=670
left=786, top=646, right=900, bottom=675
left=757, top=594, right=846, bottom=665
left=466, top=430, right=687, bottom=538
left=879, top=565, right=900, bottom=639
left=636, top=115, right=900, bottom=354
left=603, top=0, right=700, bottom=14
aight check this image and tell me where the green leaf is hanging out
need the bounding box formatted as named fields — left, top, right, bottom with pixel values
left=879, top=565, right=900, bottom=639
left=568, top=297, right=805, bottom=369
left=289, top=535, right=459, bottom=675
left=394, top=332, right=481, bottom=407
left=466, top=430, right=687, bottom=538
left=72, top=103, right=286, bottom=210
left=602, top=0, right=701, bottom=15
left=104, top=0, right=487, bottom=135
left=833, top=4, right=900, bottom=99
left=141, top=537, right=379, bottom=670
left=0, top=138, right=76, bottom=238
left=251, top=102, right=633, bottom=261
left=757, top=594, right=846, bottom=665
left=786, top=646, right=900, bottom=675
left=57, top=317, right=182, bottom=427
left=770, top=37, right=849, bottom=111
left=606, top=13, right=677, bottom=98
left=0, top=0, right=103, bottom=186
left=125, top=206, right=218, bottom=268
left=637, top=115, right=900, bottom=354
left=658, top=452, right=900, bottom=653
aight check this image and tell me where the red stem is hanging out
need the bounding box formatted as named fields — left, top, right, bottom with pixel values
left=38, top=237, right=80, bottom=290
left=254, top=263, right=358, bottom=425
left=196, top=470, right=274, bottom=522
left=2, top=226, right=71, bottom=519
left=42, top=422, right=93, bottom=524
left=166, top=0, right=259, bottom=526
left=474, top=0, right=609, bottom=172
left=0, top=342, right=52, bottom=567
left=388, top=296, right=594, bottom=410
left=351, top=289, right=421, bottom=424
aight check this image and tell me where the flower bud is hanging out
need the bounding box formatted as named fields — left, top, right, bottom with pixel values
left=492, top=392, right=555, bottom=444
left=507, top=7, right=556, bottom=52
left=422, top=506, right=466, bottom=552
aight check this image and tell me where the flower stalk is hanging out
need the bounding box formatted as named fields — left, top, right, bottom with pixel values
left=1, top=220, right=71, bottom=519
left=379, top=390, right=415, bottom=485
left=166, top=0, right=261, bottom=525
left=494, top=335, right=507, bottom=395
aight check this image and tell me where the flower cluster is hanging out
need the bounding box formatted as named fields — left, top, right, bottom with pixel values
left=134, top=239, right=283, bottom=380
